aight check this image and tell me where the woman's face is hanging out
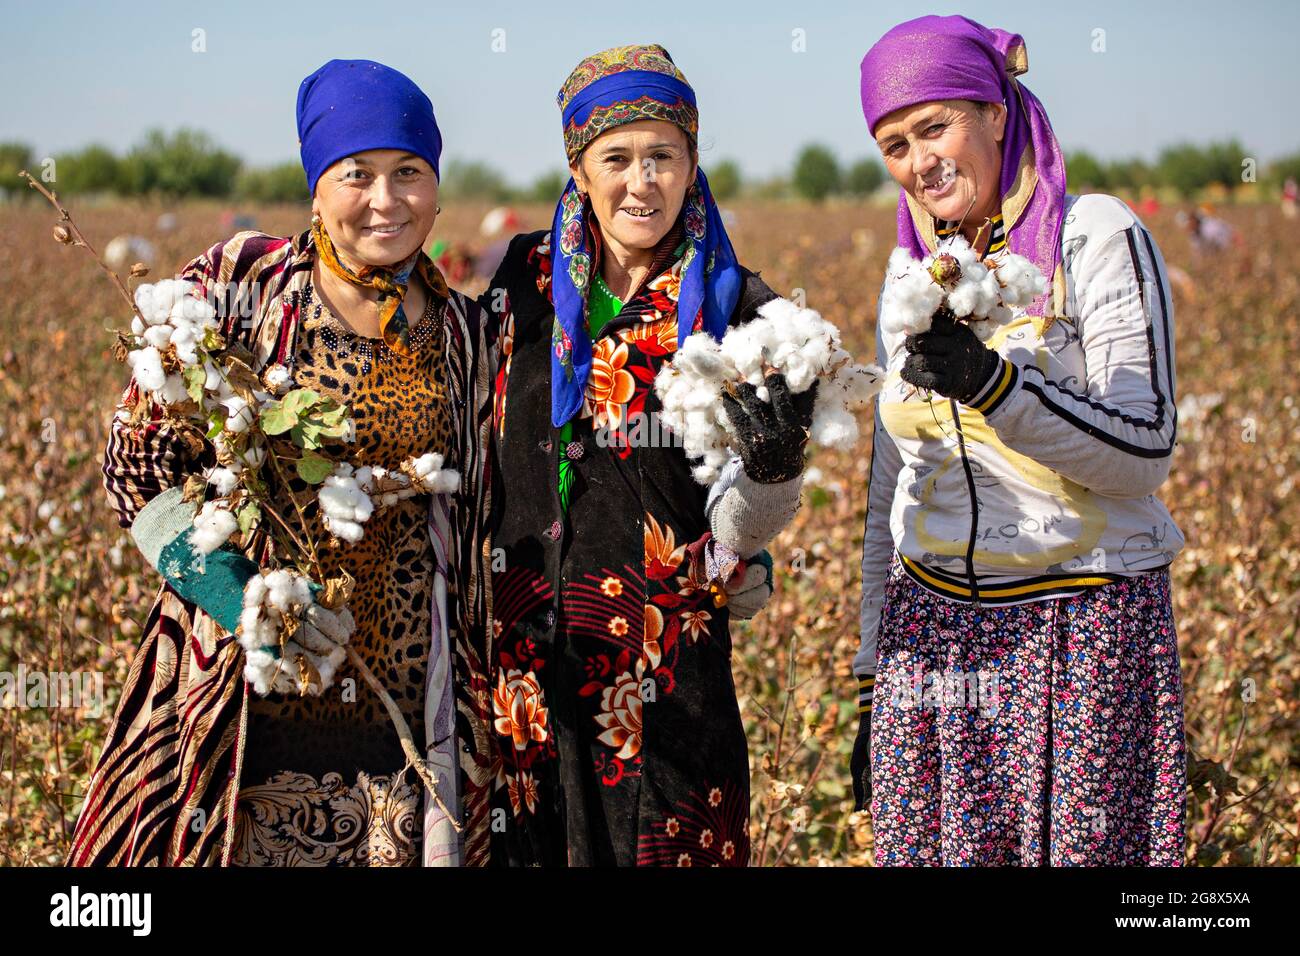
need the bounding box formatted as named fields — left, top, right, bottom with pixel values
left=312, top=149, right=439, bottom=268
left=570, top=120, right=696, bottom=257
left=874, top=99, right=1006, bottom=224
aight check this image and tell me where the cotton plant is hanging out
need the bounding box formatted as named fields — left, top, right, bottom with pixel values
left=880, top=234, right=1048, bottom=342
left=655, top=297, right=886, bottom=485
left=318, top=454, right=459, bottom=544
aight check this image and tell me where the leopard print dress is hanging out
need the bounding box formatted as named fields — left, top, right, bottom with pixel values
left=231, top=280, right=455, bottom=867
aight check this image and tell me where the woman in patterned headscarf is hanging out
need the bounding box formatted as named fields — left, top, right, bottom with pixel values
left=483, top=44, right=812, bottom=866
left=68, top=60, right=497, bottom=867
left=852, top=16, right=1186, bottom=866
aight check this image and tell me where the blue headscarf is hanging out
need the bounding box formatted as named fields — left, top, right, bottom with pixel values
left=550, top=44, right=741, bottom=427
left=297, top=59, right=442, bottom=194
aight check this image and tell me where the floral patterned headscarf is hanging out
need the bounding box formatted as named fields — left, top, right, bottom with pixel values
left=550, top=43, right=741, bottom=427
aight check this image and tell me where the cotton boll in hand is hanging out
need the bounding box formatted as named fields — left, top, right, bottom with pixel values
left=946, top=268, right=1001, bottom=318
left=191, top=501, right=238, bottom=554
left=127, top=346, right=166, bottom=393
left=810, top=400, right=859, bottom=449
left=833, top=363, right=886, bottom=408
left=993, top=253, right=1048, bottom=307
left=655, top=295, right=883, bottom=484
left=882, top=248, right=944, bottom=334
left=674, top=334, right=732, bottom=383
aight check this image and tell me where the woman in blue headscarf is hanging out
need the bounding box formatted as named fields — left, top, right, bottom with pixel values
left=482, top=44, right=812, bottom=866
left=69, top=60, right=498, bottom=867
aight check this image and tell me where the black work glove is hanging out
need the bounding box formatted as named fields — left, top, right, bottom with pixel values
left=720, top=372, right=817, bottom=484
left=850, top=711, right=872, bottom=812
left=900, top=309, right=1002, bottom=404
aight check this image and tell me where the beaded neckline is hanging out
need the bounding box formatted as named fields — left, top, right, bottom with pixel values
left=301, top=281, right=442, bottom=370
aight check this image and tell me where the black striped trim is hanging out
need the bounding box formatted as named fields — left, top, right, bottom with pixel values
left=966, top=356, right=1020, bottom=417
left=936, top=214, right=1005, bottom=255
left=856, top=674, right=875, bottom=714
left=899, top=555, right=1127, bottom=604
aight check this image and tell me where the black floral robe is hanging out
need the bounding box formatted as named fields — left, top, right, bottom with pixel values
left=484, top=225, right=777, bottom=866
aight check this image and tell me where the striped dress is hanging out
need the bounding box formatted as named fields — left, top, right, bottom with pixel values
left=67, top=230, right=499, bottom=867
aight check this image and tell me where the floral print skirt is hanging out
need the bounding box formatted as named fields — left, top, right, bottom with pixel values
left=870, top=553, right=1187, bottom=866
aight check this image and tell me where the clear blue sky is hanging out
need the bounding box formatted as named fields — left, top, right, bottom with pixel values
left=2, top=0, right=1296, bottom=185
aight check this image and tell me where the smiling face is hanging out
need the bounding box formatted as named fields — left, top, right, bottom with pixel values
left=874, top=99, right=1007, bottom=225
left=569, top=120, right=696, bottom=260
left=312, top=148, right=439, bottom=269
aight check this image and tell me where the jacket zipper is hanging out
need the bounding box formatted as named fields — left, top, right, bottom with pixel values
left=948, top=399, right=982, bottom=608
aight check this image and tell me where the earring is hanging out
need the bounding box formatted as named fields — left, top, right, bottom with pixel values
left=310, top=213, right=321, bottom=227
left=436, top=205, right=442, bottom=214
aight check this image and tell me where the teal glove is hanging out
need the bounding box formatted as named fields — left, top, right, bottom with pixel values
left=131, top=487, right=353, bottom=695
left=133, top=487, right=257, bottom=633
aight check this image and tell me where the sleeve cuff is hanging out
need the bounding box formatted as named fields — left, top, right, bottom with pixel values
left=855, top=672, right=875, bottom=714
left=964, top=356, right=1021, bottom=418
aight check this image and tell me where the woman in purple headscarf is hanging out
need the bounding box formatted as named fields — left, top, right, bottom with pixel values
left=851, top=16, right=1186, bottom=865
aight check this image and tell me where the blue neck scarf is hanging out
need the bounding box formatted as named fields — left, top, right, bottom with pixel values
left=549, top=167, right=739, bottom=427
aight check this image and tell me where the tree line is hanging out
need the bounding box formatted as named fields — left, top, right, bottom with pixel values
left=2, top=129, right=1296, bottom=204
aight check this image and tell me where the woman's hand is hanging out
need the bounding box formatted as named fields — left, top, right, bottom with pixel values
left=721, top=373, right=817, bottom=484
left=850, top=711, right=872, bottom=811
left=241, top=584, right=355, bottom=697
left=900, top=310, right=1002, bottom=403
left=724, top=549, right=774, bottom=620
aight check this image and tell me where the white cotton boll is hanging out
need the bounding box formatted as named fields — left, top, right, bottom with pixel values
left=134, top=284, right=157, bottom=322
left=796, top=336, right=834, bottom=383
left=174, top=340, right=199, bottom=366
left=130, top=316, right=146, bottom=338
left=969, top=319, right=998, bottom=342
left=263, top=364, right=293, bottom=396
left=675, top=334, right=731, bottom=382
left=222, top=395, right=256, bottom=434
left=755, top=385, right=770, bottom=402
left=191, top=501, right=237, bottom=554
left=158, top=373, right=189, bottom=406
left=783, top=356, right=818, bottom=393
left=139, top=280, right=186, bottom=325
left=702, top=448, right=730, bottom=470
left=947, top=270, right=1001, bottom=318
left=836, top=364, right=886, bottom=407
left=205, top=466, right=240, bottom=496
left=811, top=400, right=859, bottom=449
left=203, top=360, right=224, bottom=392
left=142, top=322, right=173, bottom=350
left=985, top=304, right=1014, bottom=327
left=410, top=452, right=443, bottom=478
left=883, top=265, right=944, bottom=333
left=243, top=573, right=269, bottom=609
left=127, top=346, right=166, bottom=392
left=994, top=253, right=1048, bottom=307
left=353, top=466, right=373, bottom=487
left=683, top=380, right=722, bottom=412
left=238, top=608, right=265, bottom=647
left=427, top=469, right=459, bottom=494
left=240, top=442, right=266, bottom=469
left=942, top=235, right=982, bottom=272
left=719, top=326, right=767, bottom=381
left=170, top=295, right=217, bottom=328
left=287, top=574, right=312, bottom=608
left=691, top=464, right=720, bottom=484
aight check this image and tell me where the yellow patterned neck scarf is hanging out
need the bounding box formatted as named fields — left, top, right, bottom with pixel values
left=310, top=217, right=449, bottom=356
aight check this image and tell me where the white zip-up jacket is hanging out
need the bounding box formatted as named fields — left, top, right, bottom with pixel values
left=855, top=193, right=1184, bottom=704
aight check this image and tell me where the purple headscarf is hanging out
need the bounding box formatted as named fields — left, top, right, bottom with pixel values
left=860, top=15, right=1066, bottom=316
